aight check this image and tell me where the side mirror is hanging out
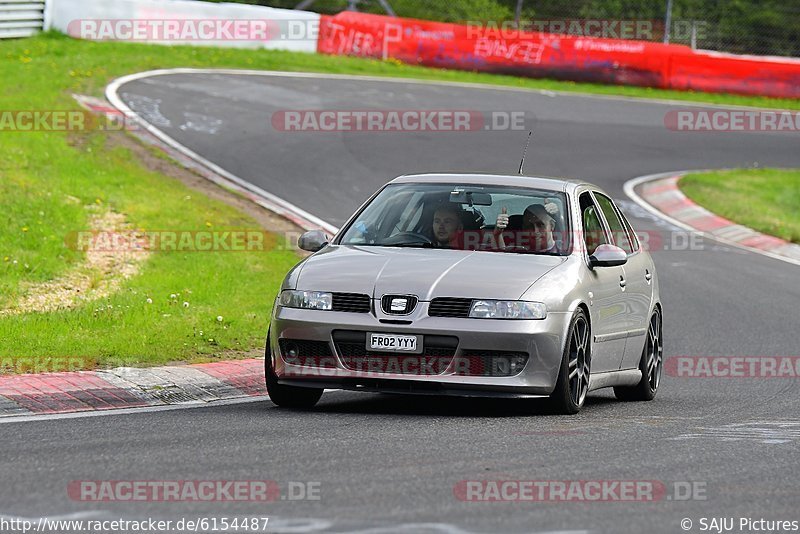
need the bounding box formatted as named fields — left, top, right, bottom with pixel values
left=589, top=243, right=627, bottom=268
left=298, top=230, right=329, bottom=252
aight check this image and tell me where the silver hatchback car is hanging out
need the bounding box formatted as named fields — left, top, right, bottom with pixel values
left=266, top=173, right=662, bottom=414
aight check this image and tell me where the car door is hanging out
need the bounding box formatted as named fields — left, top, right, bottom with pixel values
left=593, top=192, right=653, bottom=370
left=578, top=192, right=627, bottom=374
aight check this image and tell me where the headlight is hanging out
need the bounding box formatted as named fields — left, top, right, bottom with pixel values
left=279, top=290, right=332, bottom=311
left=469, top=300, right=547, bottom=320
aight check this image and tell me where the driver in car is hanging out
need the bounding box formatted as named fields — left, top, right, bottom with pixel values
left=432, top=204, right=465, bottom=248
left=495, top=203, right=559, bottom=253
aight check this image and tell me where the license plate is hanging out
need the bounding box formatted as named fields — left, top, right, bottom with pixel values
left=367, top=333, right=421, bottom=354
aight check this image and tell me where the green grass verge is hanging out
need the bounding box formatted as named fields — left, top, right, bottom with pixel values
left=0, top=33, right=307, bottom=371
left=1, top=32, right=798, bottom=372
left=680, top=168, right=800, bottom=244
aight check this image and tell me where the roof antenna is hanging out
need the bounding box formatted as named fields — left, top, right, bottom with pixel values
left=517, top=130, right=533, bottom=175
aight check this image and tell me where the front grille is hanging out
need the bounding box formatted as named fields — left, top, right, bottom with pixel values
left=454, top=351, right=529, bottom=377
left=429, top=297, right=473, bottom=318
left=333, top=330, right=457, bottom=375
left=381, top=294, right=418, bottom=315
left=278, top=339, right=337, bottom=368
left=331, top=292, right=371, bottom=313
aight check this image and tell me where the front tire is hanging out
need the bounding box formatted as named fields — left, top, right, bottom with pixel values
left=614, top=308, right=663, bottom=402
left=265, top=332, right=323, bottom=409
left=548, top=308, right=591, bottom=415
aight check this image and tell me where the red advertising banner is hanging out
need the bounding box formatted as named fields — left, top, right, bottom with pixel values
left=669, top=50, right=800, bottom=99
left=317, top=12, right=800, bottom=99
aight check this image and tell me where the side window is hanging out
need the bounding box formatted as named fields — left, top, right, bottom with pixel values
left=579, top=192, right=609, bottom=255
left=618, top=209, right=640, bottom=252
left=594, top=193, right=634, bottom=254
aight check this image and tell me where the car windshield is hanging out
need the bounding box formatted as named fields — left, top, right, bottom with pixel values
left=338, top=183, right=571, bottom=255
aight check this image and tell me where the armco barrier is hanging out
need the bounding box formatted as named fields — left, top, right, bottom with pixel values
left=317, top=12, right=800, bottom=100
left=49, top=0, right=319, bottom=52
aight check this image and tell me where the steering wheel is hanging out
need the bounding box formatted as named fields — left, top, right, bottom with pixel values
left=382, top=232, right=434, bottom=246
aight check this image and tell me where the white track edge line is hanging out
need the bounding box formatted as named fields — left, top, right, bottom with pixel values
left=106, top=70, right=339, bottom=235
left=624, top=170, right=800, bottom=267
left=113, top=67, right=797, bottom=112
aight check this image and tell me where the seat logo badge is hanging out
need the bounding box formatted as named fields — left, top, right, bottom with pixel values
left=391, top=298, right=407, bottom=312
left=382, top=295, right=418, bottom=315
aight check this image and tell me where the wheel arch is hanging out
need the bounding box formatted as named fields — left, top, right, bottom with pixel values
left=652, top=300, right=663, bottom=318
left=558, top=300, right=592, bottom=356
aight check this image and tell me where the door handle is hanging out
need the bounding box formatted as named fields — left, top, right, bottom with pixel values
left=619, top=276, right=627, bottom=288
left=645, top=270, right=652, bottom=282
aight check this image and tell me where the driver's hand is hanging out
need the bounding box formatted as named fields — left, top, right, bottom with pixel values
left=545, top=200, right=559, bottom=216
left=495, top=207, right=509, bottom=231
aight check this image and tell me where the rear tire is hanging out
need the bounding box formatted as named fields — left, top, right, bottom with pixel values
left=265, top=332, right=323, bottom=409
left=614, top=308, right=662, bottom=402
left=548, top=308, right=591, bottom=415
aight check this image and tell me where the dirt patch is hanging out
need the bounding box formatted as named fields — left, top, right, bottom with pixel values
left=3, top=126, right=307, bottom=316
left=1, top=208, right=149, bottom=316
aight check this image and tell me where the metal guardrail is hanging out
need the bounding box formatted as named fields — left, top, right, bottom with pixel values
left=0, top=0, right=46, bottom=39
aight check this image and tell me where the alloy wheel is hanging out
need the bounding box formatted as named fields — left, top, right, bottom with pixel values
left=568, top=316, right=591, bottom=407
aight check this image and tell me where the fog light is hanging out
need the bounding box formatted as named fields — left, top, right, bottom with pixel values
left=509, top=355, right=527, bottom=374
left=490, top=355, right=528, bottom=376
left=285, top=343, right=299, bottom=359
left=491, top=357, right=510, bottom=376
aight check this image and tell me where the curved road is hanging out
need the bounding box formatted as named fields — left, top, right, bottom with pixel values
left=2, top=72, right=799, bottom=533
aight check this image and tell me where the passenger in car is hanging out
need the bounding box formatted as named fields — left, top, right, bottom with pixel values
left=495, top=204, right=559, bottom=253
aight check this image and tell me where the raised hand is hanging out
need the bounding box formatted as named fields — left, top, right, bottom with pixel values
left=495, top=206, right=509, bottom=231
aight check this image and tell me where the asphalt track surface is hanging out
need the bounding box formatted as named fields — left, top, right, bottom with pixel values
left=2, top=72, right=799, bottom=534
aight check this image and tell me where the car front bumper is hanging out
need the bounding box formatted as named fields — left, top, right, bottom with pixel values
left=269, top=305, right=572, bottom=398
